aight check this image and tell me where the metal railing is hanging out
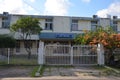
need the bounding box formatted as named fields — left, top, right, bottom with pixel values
left=44, top=45, right=97, bottom=65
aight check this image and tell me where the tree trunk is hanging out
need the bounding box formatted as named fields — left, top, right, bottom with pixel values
left=28, top=51, right=31, bottom=59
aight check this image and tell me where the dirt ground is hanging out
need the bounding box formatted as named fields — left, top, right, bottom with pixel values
left=0, top=66, right=120, bottom=80
left=0, top=66, right=34, bottom=78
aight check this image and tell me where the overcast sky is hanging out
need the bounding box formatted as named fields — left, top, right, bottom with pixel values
left=0, top=0, right=120, bottom=18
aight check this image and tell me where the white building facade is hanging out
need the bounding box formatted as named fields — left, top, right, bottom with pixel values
left=0, top=12, right=120, bottom=55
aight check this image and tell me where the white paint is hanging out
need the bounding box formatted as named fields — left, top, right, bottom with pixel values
left=53, top=16, right=70, bottom=33
left=97, top=43, right=105, bottom=65
left=0, top=18, right=2, bottom=28
left=0, top=29, right=10, bottom=34
left=38, top=41, right=44, bottom=64
left=99, top=18, right=110, bottom=28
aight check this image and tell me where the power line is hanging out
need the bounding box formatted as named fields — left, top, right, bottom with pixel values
left=23, top=0, right=41, bottom=14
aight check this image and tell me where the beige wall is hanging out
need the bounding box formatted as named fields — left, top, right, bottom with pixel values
left=78, top=20, right=91, bottom=30
left=10, top=15, right=20, bottom=26
left=99, top=18, right=110, bottom=28
left=118, top=21, right=120, bottom=32
left=15, top=41, right=38, bottom=55
left=53, top=16, right=70, bottom=33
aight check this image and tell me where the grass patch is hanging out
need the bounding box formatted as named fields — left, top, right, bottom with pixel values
left=31, top=65, right=45, bottom=77
left=93, top=65, right=120, bottom=76
left=0, top=61, right=7, bottom=65
left=39, top=65, right=45, bottom=76
left=9, top=55, right=38, bottom=65
left=31, top=66, right=39, bottom=77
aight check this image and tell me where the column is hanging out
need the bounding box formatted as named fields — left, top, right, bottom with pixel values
left=38, top=41, right=44, bottom=65
left=97, top=43, right=105, bottom=65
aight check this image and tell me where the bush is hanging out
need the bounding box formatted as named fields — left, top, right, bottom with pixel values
left=0, top=34, right=16, bottom=48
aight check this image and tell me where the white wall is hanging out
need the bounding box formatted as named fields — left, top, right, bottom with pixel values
left=78, top=20, right=91, bottom=30
left=10, top=15, right=20, bottom=26
left=53, top=16, right=70, bottom=33
left=0, top=29, right=10, bottom=34
left=99, top=18, right=110, bottom=27
left=0, top=18, right=2, bottom=28
left=118, top=21, right=120, bottom=32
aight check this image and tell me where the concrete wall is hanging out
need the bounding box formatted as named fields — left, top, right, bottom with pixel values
left=10, top=15, right=20, bottom=26
left=118, top=21, right=120, bottom=32
left=0, top=29, right=10, bottom=34
left=0, top=18, right=2, bottom=28
left=15, top=41, right=38, bottom=55
left=53, top=16, right=70, bottom=33
left=99, top=18, right=110, bottom=28
left=78, top=20, right=91, bottom=30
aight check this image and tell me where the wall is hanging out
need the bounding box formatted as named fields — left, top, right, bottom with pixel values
left=99, top=18, right=110, bottom=27
left=53, top=16, right=70, bottom=33
left=118, top=21, right=120, bottom=32
left=10, top=15, right=20, bottom=26
left=15, top=41, right=38, bottom=55
left=78, top=20, right=91, bottom=30
left=0, top=18, right=2, bottom=28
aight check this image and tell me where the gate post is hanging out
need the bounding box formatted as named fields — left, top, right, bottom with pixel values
left=97, top=43, right=105, bottom=65
left=38, top=41, right=44, bottom=65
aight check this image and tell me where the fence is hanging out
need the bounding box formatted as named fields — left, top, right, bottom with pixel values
left=44, top=45, right=98, bottom=65
left=0, top=48, right=38, bottom=65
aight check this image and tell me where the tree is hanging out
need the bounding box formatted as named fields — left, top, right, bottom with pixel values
left=10, top=17, right=42, bottom=59
left=75, top=27, right=119, bottom=48
left=75, top=27, right=120, bottom=64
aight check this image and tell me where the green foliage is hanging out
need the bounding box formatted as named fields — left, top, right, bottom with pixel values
left=31, top=66, right=39, bottom=77
left=75, top=26, right=116, bottom=47
left=10, top=16, right=42, bottom=36
left=10, top=16, right=42, bottom=59
left=0, top=34, right=16, bottom=48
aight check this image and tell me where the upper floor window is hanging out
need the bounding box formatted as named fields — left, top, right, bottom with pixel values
left=45, top=19, right=53, bottom=30
left=2, top=17, right=9, bottom=28
left=112, top=21, right=118, bottom=32
left=91, top=21, right=98, bottom=31
left=71, top=19, right=78, bottom=31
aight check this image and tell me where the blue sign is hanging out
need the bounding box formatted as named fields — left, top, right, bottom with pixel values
left=39, top=32, right=76, bottom=39
left=55, top=34, right=73, bottom=38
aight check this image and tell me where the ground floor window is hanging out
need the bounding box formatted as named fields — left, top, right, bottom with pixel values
left=16, top=41, right=20, bottom=52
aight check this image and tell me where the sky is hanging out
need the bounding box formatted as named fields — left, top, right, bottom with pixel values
left=0, top=0, right=120, bottom=18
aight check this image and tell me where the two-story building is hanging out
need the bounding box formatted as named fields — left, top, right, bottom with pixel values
left=0, top=12, right=120, bottom=54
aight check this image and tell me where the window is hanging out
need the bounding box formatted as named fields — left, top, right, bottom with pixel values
left=91, top=21, right=98, bottom=31
left=24, top=41, right=33, bottom=48
left=45, top=19, right=53, bottom=30
left=16, top=41, right=20, bottom=52
left=71, top=19, right=78, bottom=31
left=2, top=17, right=9, bottom=28
left=112, top=21, right=117, bottom=32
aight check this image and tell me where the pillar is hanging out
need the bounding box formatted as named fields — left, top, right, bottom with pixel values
left=38, top=41, right=44, bottom=64
left=97, top=43, right=105, bottom=65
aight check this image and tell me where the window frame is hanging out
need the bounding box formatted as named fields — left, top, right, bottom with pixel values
left=45, top=19, right=53, bottom=30
left=71, top=19, right=78, bottom=31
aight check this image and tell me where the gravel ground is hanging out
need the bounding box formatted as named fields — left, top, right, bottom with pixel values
left=0, top=66, right=34, bottom=78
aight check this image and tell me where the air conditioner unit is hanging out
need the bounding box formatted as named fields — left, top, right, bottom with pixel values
left=93, top=15, right=98, bottom=18
left=113, top=16, right=117, bottom=19
left=3, top=12, right=9, bottom=16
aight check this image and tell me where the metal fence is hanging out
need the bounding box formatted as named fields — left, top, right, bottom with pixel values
left=0, top=48, right=38, bottom=65
left=44, top=45, right=97, bottom=65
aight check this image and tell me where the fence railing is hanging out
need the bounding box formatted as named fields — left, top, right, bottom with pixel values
left=0, top=48, right=38, bottom=65
left=44, top=45, right=98, bottom=65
